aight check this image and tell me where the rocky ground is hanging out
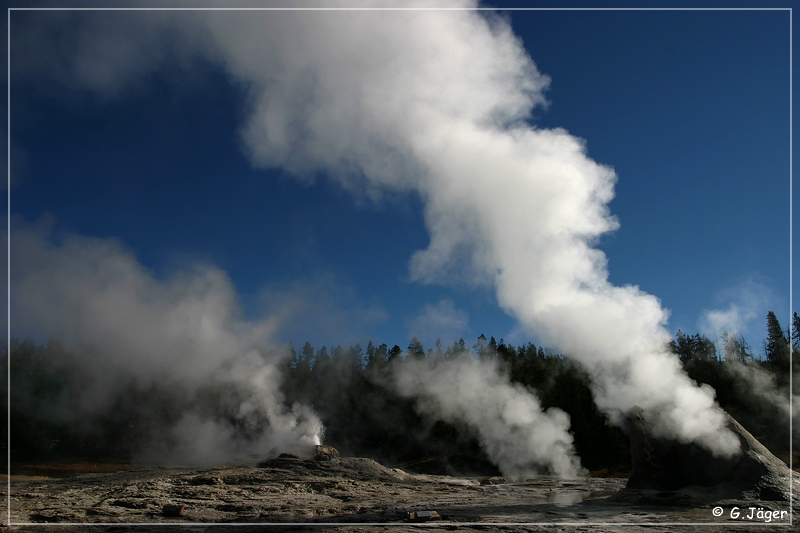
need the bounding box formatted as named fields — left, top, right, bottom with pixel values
left=3, top=451, right=797, bottom=532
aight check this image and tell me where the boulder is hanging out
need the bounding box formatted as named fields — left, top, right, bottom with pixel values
left=626, top=407, right=793, bottom=501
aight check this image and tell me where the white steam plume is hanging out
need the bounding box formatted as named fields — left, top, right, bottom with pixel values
left=11, top=222, right=323, bottom=464
left=394, top=354, right=583, bottom=479
left=13, top=1, right=740, bottom=464
left=192, top=5, right=739, bottom=455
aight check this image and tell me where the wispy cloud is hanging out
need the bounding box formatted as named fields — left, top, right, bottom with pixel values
left=256, top=273, right=388, bottom=348
left=698, top=274, right=776, bottom=349
left=406, top=299, right=469, bottom=346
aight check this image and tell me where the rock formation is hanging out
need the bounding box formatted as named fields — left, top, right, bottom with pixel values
left=626, top=407, right=794, bottom=502
left=314, top=445, right=340, bottom=460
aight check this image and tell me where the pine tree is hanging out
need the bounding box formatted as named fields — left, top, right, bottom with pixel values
left=387, top=344, right=403, bottom=363
left=445, top=338, right=467, bottom=358
left=430, top=339, right=445, bottom=360
left=473, top=334, right=488, bottom=357
left=721, top=331, right=752, bottom=362
left=365, top=340, right=377, bottom=371
left=764, top=311, right=790, bottom=369
left=302, top=341, right=315, bottom=368
left=347, top=343, right=364, bottom=371
left=669, top=330, right=717, bottom=364
left=407, top=337, right=425, bottom=359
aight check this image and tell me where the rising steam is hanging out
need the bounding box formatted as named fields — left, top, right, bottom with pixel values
left=394, top=354, right=583, bottom=479
left=11, top=223, right=323, bottom=465
left=191, top=4, right=739, bottom=456
left=12, top=1, right=740, bottom=471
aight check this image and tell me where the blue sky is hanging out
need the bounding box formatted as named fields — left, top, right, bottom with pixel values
left=7, top=4, right=794, bottom=357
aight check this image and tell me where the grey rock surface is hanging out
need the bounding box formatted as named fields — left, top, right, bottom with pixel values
left=4, top=453, right=795, bottom=532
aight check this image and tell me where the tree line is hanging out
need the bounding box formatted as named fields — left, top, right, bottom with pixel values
left=2, top=311, right=797, bottom=475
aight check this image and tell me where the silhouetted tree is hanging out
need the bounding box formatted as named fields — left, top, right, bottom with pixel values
left=407, top=337, right=425, bottom=359
left=387, top=344, right=403, bottom=363
left=669, top=330, right=717, bottom=364
left=721, top=331, right=752, bottom=362
left=429, top=339, right=445, bottom=361
left=446, top=338, right=467, bottom=358
left=364, top=340, right=378, bottom=373
left=365, top=342, right=389, bottom=375
left=347, top=343, right=364, bottom=371
left=473, top=335, right=498, bottom=360
left=764, top=311, right=790, bottom=373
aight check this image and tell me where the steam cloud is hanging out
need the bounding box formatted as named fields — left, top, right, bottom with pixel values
left=11, top=223, right=323, bottom=465
left=723, top=360, right=798, bottom=433
left=394, top=354, right=583, bottom=478
left=13, top=1, right=740, bottom=471
left=698, top=280, right=796, bottom=439
left=698, top=276, right=774, bottom=346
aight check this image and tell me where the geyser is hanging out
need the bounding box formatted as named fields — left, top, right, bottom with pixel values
left=187, top=4, right=740, bottom=458
left=627, top=407, right=793, bottom=502
left=11, top=2, right=742, bottom=470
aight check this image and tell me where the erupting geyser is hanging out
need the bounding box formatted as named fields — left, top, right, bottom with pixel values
left=189, top=3, right=740, bottom=462
left=11, top=1, right=744, bottom=473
